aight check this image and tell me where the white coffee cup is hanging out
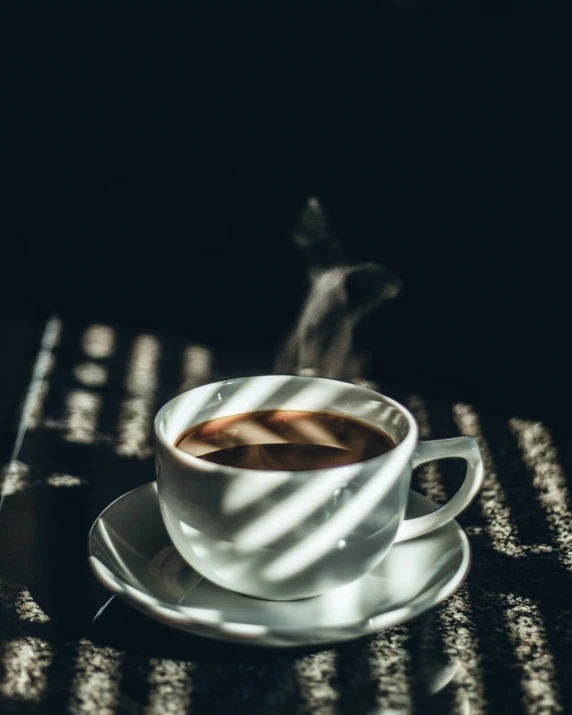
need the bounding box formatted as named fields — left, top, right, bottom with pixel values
left=154, top=375, right=483, bottom=601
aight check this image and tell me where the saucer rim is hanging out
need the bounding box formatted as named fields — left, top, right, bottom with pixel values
left=89, top=482, right=472, bottom=648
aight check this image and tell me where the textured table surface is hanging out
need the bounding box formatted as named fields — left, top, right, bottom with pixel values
left=1, top=315, right=572, bottom=715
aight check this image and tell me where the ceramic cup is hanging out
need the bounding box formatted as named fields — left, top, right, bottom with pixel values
left=154, top=375, right=483, bottom=601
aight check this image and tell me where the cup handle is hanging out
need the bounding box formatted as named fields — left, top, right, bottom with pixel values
left=394, top=436, right=484, bottom=543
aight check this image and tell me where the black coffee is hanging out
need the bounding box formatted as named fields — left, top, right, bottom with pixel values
left=175, top=410, right=395, bottom=471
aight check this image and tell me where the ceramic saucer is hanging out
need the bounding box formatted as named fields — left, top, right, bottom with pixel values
left=89, top=482, right=471, bottom=648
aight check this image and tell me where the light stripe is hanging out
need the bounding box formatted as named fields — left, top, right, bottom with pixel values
left=145, top=658, right=194, bottom=715
left=286, top=416, right=346, bottom=450
left=406, top=396, right=448, bottom=504
left=116, top=335, right=161, bottom=457
left=28, top=355, right=56, bottom=430
left=0, top=637, right=53, bottom=702
left=261, top=452, right=403, bottom=580
left=74, top=362, right=109, bottom=387
left=1, top=465, right=87, bottom=494
left=295, top=650, right=337, bottom=715
left=0, top=580, right=50, bottom=623
left=82, top=324, right=116, bottom=359
left=502, top=594, right=562, bottom=715
left=510, top=418, right=572, bottom=570
left=406, top=399, right=484, bottom=711
left=406, top=400, right=484, bottom=710
left=453, top=403, right=525, bottom=557
left=237, top=464, right=356, bottom=552
left=438, top=588, right=485, bottom=715
left=68, top=639, right=122, bottom=715
left=64, top=390, right=103, bottom=444
left=46, top=473, right=86, bottom=488
left=52, top=326, right=114, bottom=443
left=14, top=588, right=50, bottom=624
left=179, top=345, right=213, bottom=393
left=11, top=315, right=61, bottom=437
left=368, top=626, right=412, bottom=714
left=0, top=461, right=30, bottom=497
left=41, top=324, right=114, bottom=443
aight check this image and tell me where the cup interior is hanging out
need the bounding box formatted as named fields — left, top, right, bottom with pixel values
left=155, top=375, right=416, bottom=469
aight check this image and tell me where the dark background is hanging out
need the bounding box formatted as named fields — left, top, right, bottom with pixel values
left=1, top=5, right=569, bottom=423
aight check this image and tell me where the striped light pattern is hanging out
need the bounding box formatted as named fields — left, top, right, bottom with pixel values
left=0, top=315, right=570, bottom=715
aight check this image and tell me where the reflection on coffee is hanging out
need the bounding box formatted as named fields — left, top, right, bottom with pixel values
left=175, top=410, right=395, bottom=471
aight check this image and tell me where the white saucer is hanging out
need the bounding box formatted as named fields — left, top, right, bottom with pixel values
left=89, top=482, right=471, bottom=648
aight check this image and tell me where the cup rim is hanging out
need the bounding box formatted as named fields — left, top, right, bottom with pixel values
left=154, top=374, right=419, bottom=476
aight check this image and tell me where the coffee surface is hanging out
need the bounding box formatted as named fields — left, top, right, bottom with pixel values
left=175, top=410, right=395, bottom=471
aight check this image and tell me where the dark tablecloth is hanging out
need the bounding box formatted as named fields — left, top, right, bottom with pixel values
left=1, top=314, right=572, bottom=715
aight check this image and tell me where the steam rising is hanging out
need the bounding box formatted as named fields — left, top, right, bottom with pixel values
left=275, top=197, right=401, bottom=380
